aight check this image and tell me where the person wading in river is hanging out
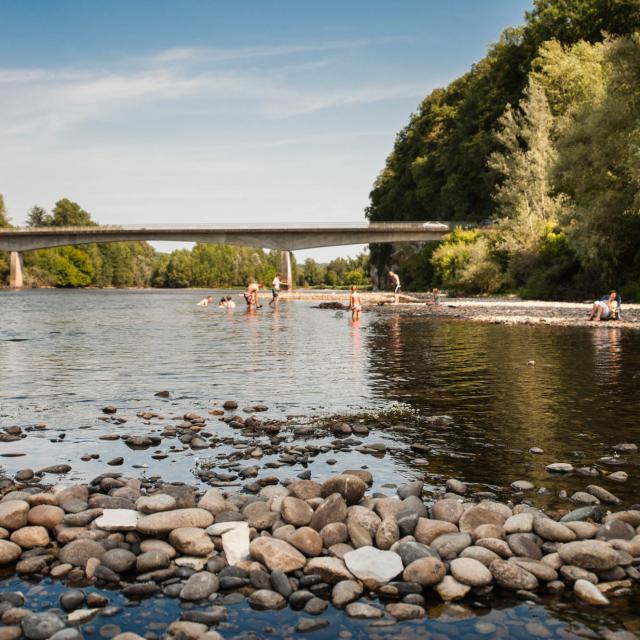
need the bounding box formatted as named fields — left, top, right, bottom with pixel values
left=349, top=285, right=362, bottom=321
left=269, top=273, right=281, bottom=308
left=197, top=295, right=213, bottom=307
left=389, top=271, right=401, bottom=304
left=244, top=281, right=264, bottom=309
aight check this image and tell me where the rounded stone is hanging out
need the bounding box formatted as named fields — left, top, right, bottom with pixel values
left=450, top=557, right=493, bottom=586
left=331, top=580, right=363, bottom=608
left=21, top=613, right=65, bottom=640
left=9, top=526, right=49, bottom=549
left=248, top=589, right=286, bottom=610
left=533, top=517, right=576, bottom=542
left=414, top=518, right=458, bottom=545
left=249, top=537, right=306, bottom=572
left=286, top=527, right=322, bottom=557
left=179, top=571, right=219, bottom=601
left=343, top=546, right=403, bottom=587
left=58, top=539, right=105, bottom=567
left=321, top=475, right=367, bottom=506
left=0, top=540, right=23, bottom=565
left=135, top=494, right=177, bottom=514
left=309, top=494, right=347, bottom=531
left=281, top=497, right=314, bottom=527
left=431, top=499, right=464, bottom=525
left=136, top=508, right=213, bottom=535
left=431, top=532, right=472, bottom=560
left=320, top=522, right=348, bottom=547
left=459, top=503, right=510, bottom=533
left=0, top=501, right=30, bottom=531
left=558, top=540, right=619, bottom=570
left=169, top=527, right=214, bottom=557
left=27, top=505, right=65, bottom=529
left=490, top=559, right=538, bottom=591
left=402, top=556, right=446, bottom=587
left=101, top=548, right=136, bottom=573
left=136, top=550, right=170, bottom=573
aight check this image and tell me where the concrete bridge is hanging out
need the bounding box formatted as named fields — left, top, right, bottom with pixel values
left=0, top=221, right=454, bottom=288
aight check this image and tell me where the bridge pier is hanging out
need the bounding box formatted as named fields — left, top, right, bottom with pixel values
left=281, top=251, right=293, bottom=291
left=9, top=251, right=23, bottom=289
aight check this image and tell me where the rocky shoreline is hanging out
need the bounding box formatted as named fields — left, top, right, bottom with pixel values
left=1, top=403, right=639, bottom=640
left=303, top=291, right=640, bottom=329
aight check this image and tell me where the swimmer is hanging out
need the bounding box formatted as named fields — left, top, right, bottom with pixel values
left=219, top=296, right=236, bottom=309
left=349, top=285, right=362, bottom=321
left=197, top=295, right=213, bottom=307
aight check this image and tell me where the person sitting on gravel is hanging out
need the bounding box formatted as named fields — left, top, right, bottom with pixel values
left=588, top=290, right=621, bottom=321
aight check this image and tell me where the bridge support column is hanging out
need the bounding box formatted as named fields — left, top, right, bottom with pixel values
left=281, top=251, right=293, bottom=291
left=9, top=252, right=24, bottom=289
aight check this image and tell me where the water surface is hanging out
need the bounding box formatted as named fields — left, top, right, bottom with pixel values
left=1, top=289, right=639, bottom=638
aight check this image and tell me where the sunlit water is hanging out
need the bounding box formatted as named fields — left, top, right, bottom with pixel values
left=1, top=289, right=640, bottom=638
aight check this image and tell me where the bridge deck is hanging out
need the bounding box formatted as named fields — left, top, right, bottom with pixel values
left=0, top=221, right=455, bottom=253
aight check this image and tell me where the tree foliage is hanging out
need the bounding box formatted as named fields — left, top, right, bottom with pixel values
left=367, top=0, right=640, bottom=299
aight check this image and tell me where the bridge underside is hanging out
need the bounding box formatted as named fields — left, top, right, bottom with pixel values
left=0, top=224, right=451, bottom=288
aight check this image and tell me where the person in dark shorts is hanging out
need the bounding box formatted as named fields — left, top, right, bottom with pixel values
left=269, top=274, right=281, bottom=308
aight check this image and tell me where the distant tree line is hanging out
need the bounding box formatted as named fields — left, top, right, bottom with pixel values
left=367, top=0, right=640, bottom=300
left=0, top=197, right=370, bottom=289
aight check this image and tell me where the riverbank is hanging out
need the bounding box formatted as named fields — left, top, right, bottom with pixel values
left=286, top=291, right=640, bottom=329
left=1, top=400, right=639, bottom=640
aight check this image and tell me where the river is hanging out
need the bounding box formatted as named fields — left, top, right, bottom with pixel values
left=1, top=289, right=639, bottom=638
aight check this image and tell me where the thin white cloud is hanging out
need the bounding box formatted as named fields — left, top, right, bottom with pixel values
left=145, top=36, right=410, bottom=65
left=0, top=37, right=422, bottom=138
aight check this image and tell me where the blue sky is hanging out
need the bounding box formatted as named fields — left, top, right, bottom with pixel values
left=0, top=0, right=532, bottom=260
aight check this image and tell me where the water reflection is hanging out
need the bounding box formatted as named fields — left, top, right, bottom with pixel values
left=365, top=316, right=640, bottom=502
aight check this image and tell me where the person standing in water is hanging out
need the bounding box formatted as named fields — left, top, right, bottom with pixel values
left=269, top=273, right=281, bottom=308
left=197, top=295, right=213, bottom=307
left=349, top=285, right=362, bottom=321
left=244, top=282, right=264, bottom=309
left=389, top=271, right=401, bottom=304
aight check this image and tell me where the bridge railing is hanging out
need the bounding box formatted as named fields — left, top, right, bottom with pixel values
left=0, top=221, right=463, bottom=233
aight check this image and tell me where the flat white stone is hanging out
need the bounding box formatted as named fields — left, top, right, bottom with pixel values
left=343, top=546, right=403, bottom=585
left=94, top=509, right=141, bottom=531
left=206, top=521, right=249, bottom=536
left=174, top=555, right=213, bottom=570
left=222, top=526, right=251, bottom=565
left=546, top=463, right=574, bottom=473
left=67, top=608, right=99, bottom=624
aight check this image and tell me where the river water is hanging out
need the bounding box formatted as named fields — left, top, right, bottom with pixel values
left=1, top=289, right=639, bottom=638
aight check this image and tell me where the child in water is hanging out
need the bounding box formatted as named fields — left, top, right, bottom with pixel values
left=349, top=285, right=362, bottom=321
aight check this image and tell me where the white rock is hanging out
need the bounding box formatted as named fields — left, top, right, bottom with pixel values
left=206, top=522, right=249, bottom=536
left=174, top=556, right=211, bottom=570
left=222, top=525, right=250, bottom=565
left=343, top=546, right=403, bottom=586
left=94, top=509, right=140, bottom=531
left=574, top=578, right=610, bottom=605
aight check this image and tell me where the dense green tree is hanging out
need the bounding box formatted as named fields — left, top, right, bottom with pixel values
left=0, top=195, right=10, bottom=227
left=26, top=206, right=51, bottom=227
left=49, top=199, right=95, bottom=227
left=555, top=33, right=640, bottom=294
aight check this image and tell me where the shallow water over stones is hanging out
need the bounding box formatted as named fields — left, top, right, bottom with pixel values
left=2, top=290, right=640, bottom=638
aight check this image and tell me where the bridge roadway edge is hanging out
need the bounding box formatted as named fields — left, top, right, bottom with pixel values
left=0, top=224, right=452, bottom=288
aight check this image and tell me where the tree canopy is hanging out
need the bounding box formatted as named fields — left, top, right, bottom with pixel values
left=367, top=0, right=640, bottom=299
